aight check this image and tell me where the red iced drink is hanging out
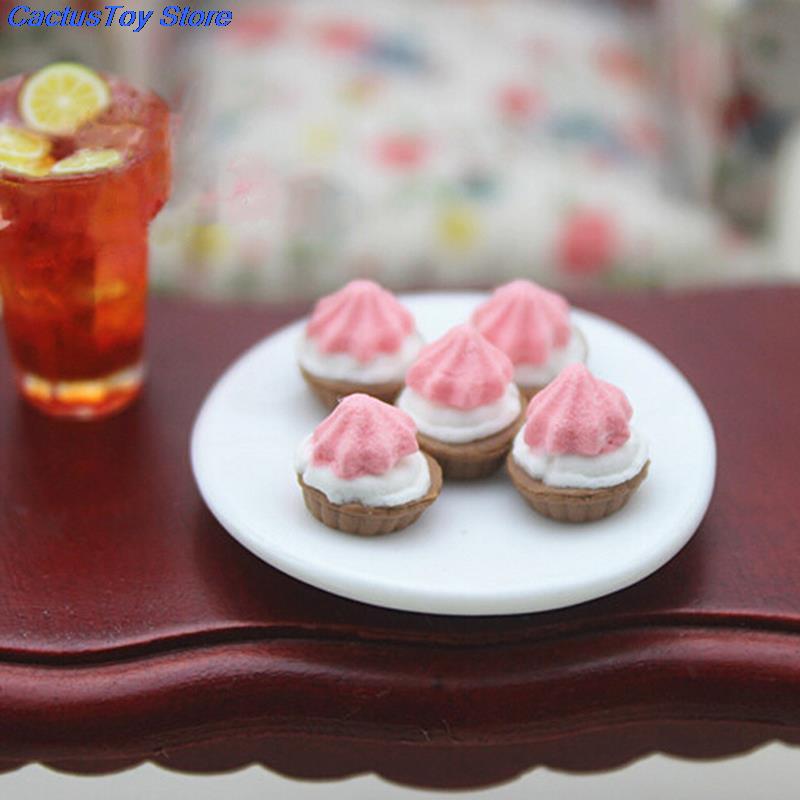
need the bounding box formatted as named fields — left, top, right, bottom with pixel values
left=0, top=65, right=171, bottom=418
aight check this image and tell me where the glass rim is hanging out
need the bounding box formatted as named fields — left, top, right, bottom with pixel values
left=0, top=72, right=171, bottom=188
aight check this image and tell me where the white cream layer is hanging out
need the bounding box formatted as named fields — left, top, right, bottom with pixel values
left=512, top=426, right=648, bottom=489
left=396, top=383, right=521, bottom=444
left=297, top=331, right=423, bottom=384
left=296, top=436, right=431, bottom=507
left=514, top=327, right=588, bottom=388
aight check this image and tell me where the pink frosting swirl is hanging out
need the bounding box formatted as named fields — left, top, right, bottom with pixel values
left=310, top=394, right=420, bottom=480
left=406, top=324, right=514, bottom=411
left=472, top=280, right=571, bottom=366
left=306, top=280, right=415, bottom=363
left=523, top=364, right=632, bottom=456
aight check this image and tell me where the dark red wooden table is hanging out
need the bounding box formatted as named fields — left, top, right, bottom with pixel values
left=0, top=287, right=798, bottom=789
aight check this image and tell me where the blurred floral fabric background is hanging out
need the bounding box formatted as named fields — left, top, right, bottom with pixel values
left=3, top=0, right=797, bottom=301
left=153, top=0, right=733, bottom=300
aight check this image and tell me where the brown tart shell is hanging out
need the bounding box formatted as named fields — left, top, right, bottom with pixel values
left=507, top=454, right=649, bottom=523
left=416, top=407, right=525, bottom=480
left=297, top=453, right=442, bottom=536
left=300, top=367, right=404, bottom=410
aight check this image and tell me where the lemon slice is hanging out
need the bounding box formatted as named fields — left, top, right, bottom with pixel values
left=19, top=63, right=111, bottom=136
left=0, top=125, right=51, bottom=161
left=51, top=148, right=123, bottom=175
left=0, top=155, right=54, bottom=177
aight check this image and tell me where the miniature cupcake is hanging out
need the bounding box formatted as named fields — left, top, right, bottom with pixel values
left=507, top=364, right=649, bottom=522
left=472, top=280, right=587, bottom=400
left=396, top=325, right=524, bottom=479
left=296, top=394, right=442, bottom=535
left=298, top=280, right=423, bottom=408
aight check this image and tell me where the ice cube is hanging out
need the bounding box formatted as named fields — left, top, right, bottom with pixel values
left=74, top=123, right=145, bottom=156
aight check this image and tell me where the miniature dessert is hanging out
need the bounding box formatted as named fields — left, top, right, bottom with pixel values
left=396, top=324, right=524, bottom=479
left=296, top=394, right=442, bottom=535
left=297, top=280, right=423, bottom=408
left=507, top=364, right=649, bottom=522
left=471, top=280, right=587, bottom=400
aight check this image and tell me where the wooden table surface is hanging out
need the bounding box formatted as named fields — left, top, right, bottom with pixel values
left=0, top=287, right=798, bottom=789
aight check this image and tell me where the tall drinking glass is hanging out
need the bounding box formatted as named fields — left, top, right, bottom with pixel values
left=0, top=70, right=171, bottom=419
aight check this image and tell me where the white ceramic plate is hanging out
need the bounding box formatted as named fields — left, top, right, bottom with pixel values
left=191, top=292, right=716, bottom=616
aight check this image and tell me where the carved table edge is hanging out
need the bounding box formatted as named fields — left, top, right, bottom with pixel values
left=0, top=623, right=799, bottom=765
